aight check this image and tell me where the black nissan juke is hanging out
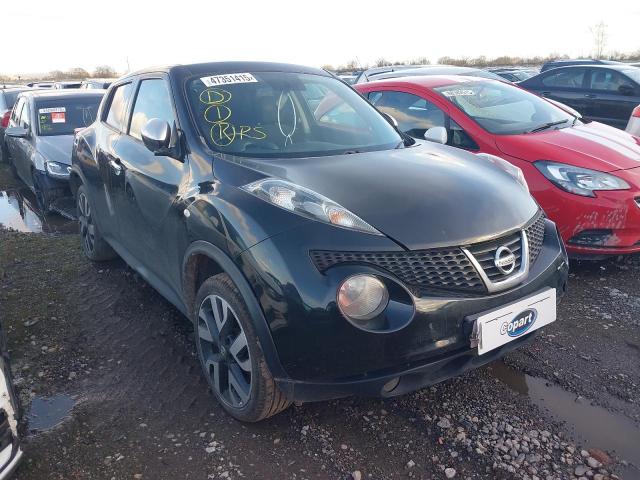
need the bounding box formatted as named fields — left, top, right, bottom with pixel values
left=70, top=62, right=569, bottom=422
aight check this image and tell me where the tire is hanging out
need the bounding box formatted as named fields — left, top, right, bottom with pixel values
left=77, top=184, right=117, bottom=261
left=194, top=273, right=291, bottom=422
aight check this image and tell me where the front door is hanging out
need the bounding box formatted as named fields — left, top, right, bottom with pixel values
left=108, top=76, right=186, bottom=289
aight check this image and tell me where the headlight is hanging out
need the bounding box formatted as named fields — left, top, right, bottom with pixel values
left=476, top=153, right=528, bottom=191
left=338, top=275, right=389, bottom=321
left=45, top=161, right=70, bottom=178
left=242, top=178, right=382, bottom=235
left=535, top=161, right=630, bottom=197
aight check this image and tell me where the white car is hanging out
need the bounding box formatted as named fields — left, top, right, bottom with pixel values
left=626, top=105, right=640, bottom=137
left=0, top=327, right=22, bottom=478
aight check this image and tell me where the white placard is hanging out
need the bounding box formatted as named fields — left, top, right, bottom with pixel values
left=475, top=288, right=556, bottom=355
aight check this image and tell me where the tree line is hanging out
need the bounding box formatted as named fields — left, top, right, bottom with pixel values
left=325, top=50, right=640, bottom=74
left=1, top=65, right=118, bottom=83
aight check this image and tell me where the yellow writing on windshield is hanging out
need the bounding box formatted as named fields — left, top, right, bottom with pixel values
left=199, top=88, right=267, bottom=147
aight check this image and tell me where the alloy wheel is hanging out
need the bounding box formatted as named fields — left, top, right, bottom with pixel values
left=78, top=192, right=95, bottom=255
left=197, top=294, right=252, bottom=408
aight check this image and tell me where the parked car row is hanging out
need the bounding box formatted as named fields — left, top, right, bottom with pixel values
left=0, top=59, right=637, bottom=428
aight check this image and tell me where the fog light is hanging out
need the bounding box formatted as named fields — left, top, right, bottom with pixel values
left=338, top=274, right=388, bottom=321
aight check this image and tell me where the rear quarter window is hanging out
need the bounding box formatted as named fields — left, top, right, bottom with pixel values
left=104, top=83, right=133, bottom=131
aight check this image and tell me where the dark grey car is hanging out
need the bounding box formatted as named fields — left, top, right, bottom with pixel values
left=4, top=90, right=103, bottom=211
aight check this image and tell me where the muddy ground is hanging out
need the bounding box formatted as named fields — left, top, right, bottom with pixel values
left=0, top=162, right=639, bottom=480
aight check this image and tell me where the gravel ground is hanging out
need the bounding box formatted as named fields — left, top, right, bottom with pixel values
left=0, top=163, right=639, bottom=480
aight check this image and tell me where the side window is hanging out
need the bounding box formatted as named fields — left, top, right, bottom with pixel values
left=587, top=69, right=631, bottom=93
left=10, top=98, right=25, bottom=126
left=129, top=79, right=175, bottom=140
left=104, top=82, right=133, bottom=131
left=541, top=69, right=586, bottom=88
left=449, top=119, right=479, bottom=151
left=18, top=100, right=30, bottom=129
left=368, top=90, right=445, bottom=138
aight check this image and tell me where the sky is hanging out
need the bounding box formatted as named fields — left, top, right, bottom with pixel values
left=3, top=0, right=639, bottom=76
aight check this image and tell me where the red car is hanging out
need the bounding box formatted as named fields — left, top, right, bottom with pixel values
left=355, top=77, right=640, bottom=257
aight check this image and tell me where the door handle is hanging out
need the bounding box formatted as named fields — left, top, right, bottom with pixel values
left=584, top=93, right=597, bottom=98
left=109, top=159, right=122, bottom=175
left=541, top=92, right=550, bottom=97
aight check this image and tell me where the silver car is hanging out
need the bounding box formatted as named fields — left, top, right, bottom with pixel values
left=626, top=104, right=640, bottom=137
left=4, top=90, right=103, bottom=212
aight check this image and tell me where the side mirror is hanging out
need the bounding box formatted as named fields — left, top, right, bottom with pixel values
left=5, top=126, right=29, bottom=139
left=619, top=84, right=635, bottom=96
left=424, top=126, right=448, bottom=144
left=141, top=118, right=171, bottom=154
left=381, top=112, right=399, bottom=128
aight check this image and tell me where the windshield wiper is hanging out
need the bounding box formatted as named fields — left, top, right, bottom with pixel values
left=527, top=119, right=570, bottom=134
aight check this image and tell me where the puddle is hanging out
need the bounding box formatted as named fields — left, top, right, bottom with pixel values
left=0, top=189, right=76, bottom=233
left=27, top=394, right=76, bottom=432
left=489, top=361, right=640, bottom=477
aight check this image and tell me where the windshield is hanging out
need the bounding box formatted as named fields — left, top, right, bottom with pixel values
left=186, top=71, right=402, bottom=157
left=434, top=81, right=573, bottom=135
left=36, top=96, right=102, bottom=136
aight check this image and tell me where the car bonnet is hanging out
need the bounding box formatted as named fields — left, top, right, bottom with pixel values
left=228, top=143, right=539, bottom=250
left=496, top=122, right=640, bottom=172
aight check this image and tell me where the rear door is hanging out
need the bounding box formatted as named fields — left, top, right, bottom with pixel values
left=584, top=68, right=640, bottom=128
left=534, top=68, right=589, bottom=117
left=92, top=81, right=135, bottom=239
left=109, top=75, right=186, bottom=288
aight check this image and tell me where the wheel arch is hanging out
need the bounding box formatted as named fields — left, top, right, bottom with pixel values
left=69, top=168, right=83, bottom=198
left=182, top=240, right=287, bottom=380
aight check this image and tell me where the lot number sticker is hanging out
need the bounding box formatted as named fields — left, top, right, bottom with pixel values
left=441, top=89, right=475, bottom=97
left=200, top=73, right=258, bottom=87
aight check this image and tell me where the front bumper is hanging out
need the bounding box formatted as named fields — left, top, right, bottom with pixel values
left=276, top=331, right=537, bottom=402
left=238, top=216, right=568, bottom=401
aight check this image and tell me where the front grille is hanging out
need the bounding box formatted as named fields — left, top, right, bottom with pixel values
left=466, top=231, right=523, bottom=282
left=311, top=248, right=485, bottom=292
left=311, top=211, right=546, bottom=294
left=524, top=212, right=546, bottom=265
